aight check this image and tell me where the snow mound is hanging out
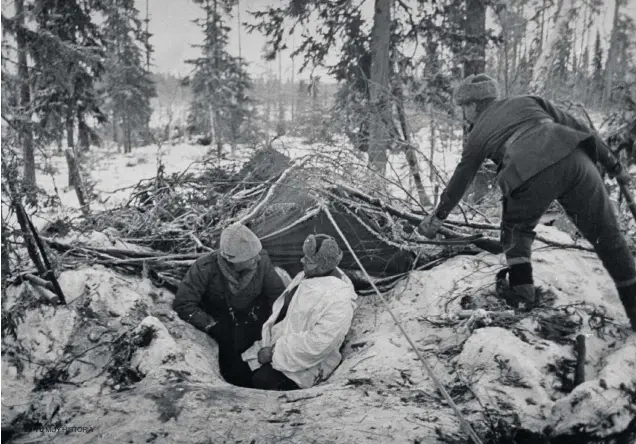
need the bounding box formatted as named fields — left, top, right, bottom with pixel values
left=2, top=243, right=635, bottom=443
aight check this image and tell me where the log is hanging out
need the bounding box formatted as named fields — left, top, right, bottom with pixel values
left=24, top=273, right=54, bottom=291
left=29, top=282, right=59, bottom=304
left=44, top=239, right=203, bottom=260
left=25, top=215, right=67, bottom=305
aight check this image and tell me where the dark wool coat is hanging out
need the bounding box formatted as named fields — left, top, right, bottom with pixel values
left=173, top=250, right=286, bottom=353
left=435, top=96, right=617, bottom=219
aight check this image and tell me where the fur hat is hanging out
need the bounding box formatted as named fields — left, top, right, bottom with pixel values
left=219, top=223, right=262, bottom=263
left=302, top=234, right=343, bottom=272
left=454, top=74, right=499, bottom=106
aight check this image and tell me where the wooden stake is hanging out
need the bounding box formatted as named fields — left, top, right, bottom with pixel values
left=574, top=334, right=586, bottom=388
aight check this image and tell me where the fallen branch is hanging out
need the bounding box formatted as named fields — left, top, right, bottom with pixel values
left=23, top=274, right=54, bottom=291
left=189, top=233, right=214, bottom=252
left=237, top=161, right=306, bottom=225
left=25, top=212, right=67, bottom=305
left=331, top=184, right=502, bottom=253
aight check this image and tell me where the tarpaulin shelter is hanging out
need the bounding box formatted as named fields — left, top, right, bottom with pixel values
left=249, top=188, right=415, bottom=279
left=231, top=147, right=416, bottom=280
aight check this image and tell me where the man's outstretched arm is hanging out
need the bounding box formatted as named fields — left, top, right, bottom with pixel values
left=435, top=148, right=486, bottom=220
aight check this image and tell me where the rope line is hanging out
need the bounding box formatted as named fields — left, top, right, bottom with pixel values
left=322, top=204, right=483, bottom=444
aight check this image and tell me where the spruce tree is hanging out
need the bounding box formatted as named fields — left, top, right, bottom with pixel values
left=2, top=0, right=106, bottom=209
left=592, top=30, right=604, bottom=102
left=30, top=0, right=107, bottom=153
left=102, top=0, right=156, bottom=153
left=185, top=0, right=255, bottom=155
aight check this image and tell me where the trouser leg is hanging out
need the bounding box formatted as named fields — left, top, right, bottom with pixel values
left=501, top=176, right=557, bottom=308
left=252, top=363, right=299, bottom=391
left=555, top=148, right=636, bottom=330
left=219, top=349, right=255, bottom=388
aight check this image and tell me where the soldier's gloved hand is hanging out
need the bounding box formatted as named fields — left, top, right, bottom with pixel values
left=257, top=346, right=274, bottom=364
left=418, top=214, right=444, bottom=239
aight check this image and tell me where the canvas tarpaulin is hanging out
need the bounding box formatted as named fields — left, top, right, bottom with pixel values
left=247, top=175, right=414, bottom=279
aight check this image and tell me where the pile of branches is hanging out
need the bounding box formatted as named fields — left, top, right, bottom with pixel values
left=26, top=147, right=602, bottom=296
left=81, top=163, right=251, bottom=253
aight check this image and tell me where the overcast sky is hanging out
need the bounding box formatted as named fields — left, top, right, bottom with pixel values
left=134, top=0, right=341, bottom=80
left=137, top=0, right=636, bottom=81
left=2, top=0, right=634, bottom=80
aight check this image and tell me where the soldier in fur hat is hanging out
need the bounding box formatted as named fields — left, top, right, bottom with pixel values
left=418, top=73, right=636, bottom=331
left=243, top=234, right=357, bottom=390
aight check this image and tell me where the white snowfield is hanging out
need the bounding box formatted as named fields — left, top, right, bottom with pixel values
left=2, top=228, right=635, bottom=443
left=30, top=131, right=461, bottom=229
left=2, top=138, right=634, bottom=442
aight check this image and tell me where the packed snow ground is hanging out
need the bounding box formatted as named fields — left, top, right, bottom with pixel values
left=2, top=230, right=635, bottom=443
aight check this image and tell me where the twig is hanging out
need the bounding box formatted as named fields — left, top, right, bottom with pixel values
left=332, top=184, right=501, bottom=253
left=280, top=393, right=323, bottom=403
left=237, top=161, right=306, bottom=225
left=189, top=233, right=214, bottom=252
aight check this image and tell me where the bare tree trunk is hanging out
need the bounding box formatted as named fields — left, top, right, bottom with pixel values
left=290, top=33, right=295, bottom=125
left=16, top=0, right=36, bottom=204
left=394, top=77, right=431, bottom=206
left=66, top=109, right=76, bottom=187
left=64, top=149, right=89, bottom=215
left=463, top=0, right=487, bottom=144
left=603, top=0, right=621, bottom=108
left=429, top=109, right=437, bottom=206
left=276, top=52, right=286, bottom=136
left=56, top=134, right=63, bottom=154
left=539, top=0, right=547, bottom=54
left=124, top=110, right=132, bottom=153
left=1, top=223, right=13, bottom=279
left=145, top=0, right=150, bottom=71
left=265, top=78, right=272, bottom=135
left=531, top=0, right=571, bottom=91
left=213, top=0, right=223, bottom=158
left=367, top=0, right=393, bottom=175
left=464, top=0, right=487, bottom=76
left=78, top=118, right=90, bottom=153
left=112, top=109, right=119, bottom=149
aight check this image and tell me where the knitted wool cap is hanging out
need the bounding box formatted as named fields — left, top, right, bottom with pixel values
left=302, top=234, right=343, bottom=271
left=454, top=73, right=499, bottom=106
left=219, top=223, right=262, bottom=263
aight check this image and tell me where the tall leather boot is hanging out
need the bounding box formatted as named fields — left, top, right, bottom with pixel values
left=617, top=282, right=636, bottom=332
left=508, top=263, right=536, bottom=311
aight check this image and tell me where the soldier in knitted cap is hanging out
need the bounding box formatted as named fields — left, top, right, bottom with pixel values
left=173, top=223, right=287, bottom=387
left=241, top=234, right=358, bottom=390
left=418, top=73, right=636, bottom=331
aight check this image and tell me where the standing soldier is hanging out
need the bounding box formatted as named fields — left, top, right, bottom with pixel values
left=418, top=74, right=636, bottom=331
